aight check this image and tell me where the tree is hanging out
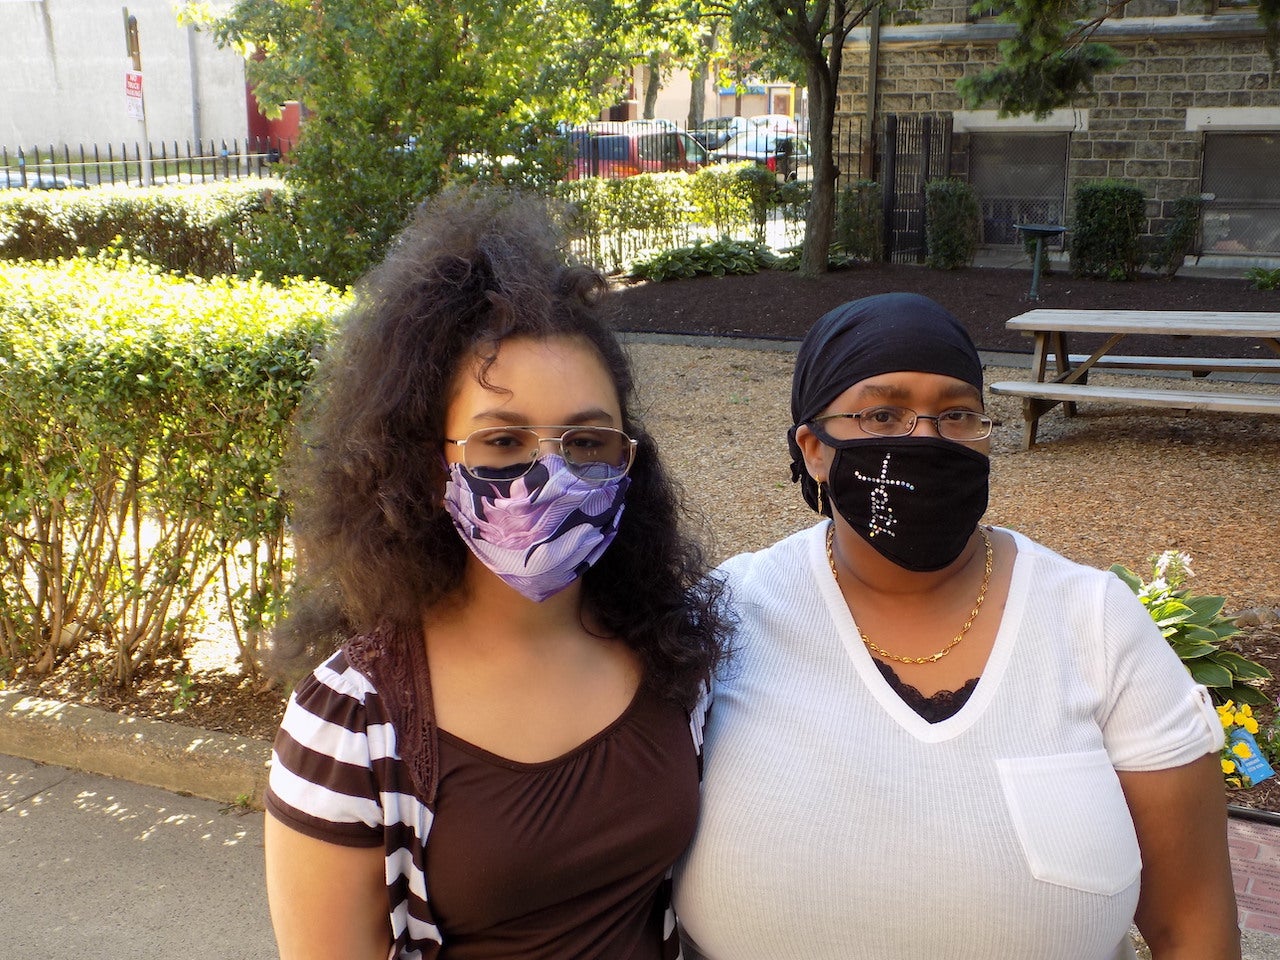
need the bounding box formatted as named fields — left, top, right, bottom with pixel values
left=733, top=0, right=1278, bottom=276
left=194, top=0, right=663, bottom=286
left=726, top=0, right=896, bottom=276
left=959, top=0, right=1279, bottom=118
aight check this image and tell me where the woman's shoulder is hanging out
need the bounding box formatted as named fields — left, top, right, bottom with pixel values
left=716, top=522, right=824, bottom=584
left=1002, top=527, right=1119, bottom=590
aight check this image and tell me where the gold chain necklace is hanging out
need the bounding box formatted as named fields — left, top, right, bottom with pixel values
left=825, top=524, right=993, bottom=665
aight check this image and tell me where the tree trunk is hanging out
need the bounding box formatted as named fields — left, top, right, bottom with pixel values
left=687, top=24, right=719, bottom=130
left=800, top=61, right=838, bottom=277
left=688, top=65, right=707, bottom=129
left=644, top=52, right=661, bottom=119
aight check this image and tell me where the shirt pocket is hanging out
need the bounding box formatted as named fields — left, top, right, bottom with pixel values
left=996, top=749, right=1141, bottom=896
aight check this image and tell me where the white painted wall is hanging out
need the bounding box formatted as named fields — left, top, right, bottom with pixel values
left=0, top=0, right=248, bottom=149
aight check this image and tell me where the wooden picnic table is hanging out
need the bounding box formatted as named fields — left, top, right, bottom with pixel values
left=988, top=309, right=1280, bottom=448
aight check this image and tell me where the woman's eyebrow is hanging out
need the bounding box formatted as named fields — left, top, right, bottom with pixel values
left=468, top=407, right=617, bottom=425
left=855, top=382, right=982, bottom=403
left=857, top=383, right=911, bottom=400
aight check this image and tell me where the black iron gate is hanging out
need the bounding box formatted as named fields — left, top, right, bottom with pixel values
left=879, top=113, right=954, bottom=263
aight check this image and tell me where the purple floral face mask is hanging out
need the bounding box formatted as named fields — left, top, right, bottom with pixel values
left=443, top=455, right=630, bottom=602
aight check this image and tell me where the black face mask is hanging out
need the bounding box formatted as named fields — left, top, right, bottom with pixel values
left=826, top=436, right=990, bottom=572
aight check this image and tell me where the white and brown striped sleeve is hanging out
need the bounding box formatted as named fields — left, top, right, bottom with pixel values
left=265, top=651, right=384, bottom=846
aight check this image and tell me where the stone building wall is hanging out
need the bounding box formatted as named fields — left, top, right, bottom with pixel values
left=837, top=4, right=1279, bottom=242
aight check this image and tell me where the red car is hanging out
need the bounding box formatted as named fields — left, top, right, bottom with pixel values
left=562, top=126, right=710, bottom=180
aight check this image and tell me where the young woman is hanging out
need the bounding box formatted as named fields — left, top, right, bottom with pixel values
left=674, top=293, right=1239, bottom=960
left=262, top=189, right=728, bottom=960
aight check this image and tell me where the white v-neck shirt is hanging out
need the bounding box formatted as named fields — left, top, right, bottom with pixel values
left=674, top=523, right=1220, bottom=960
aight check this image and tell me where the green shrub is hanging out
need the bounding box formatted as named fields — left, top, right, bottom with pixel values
left=1246, top=266, right=1280, bottom=291
left=0, top=181, right=298, bottom=279
left=1111, top=550, right=1270, bottom=707
left=0, top=255, right=347, bottom=685
left=924, top=178, right=980, bottom=270
left=631, top=237, right=776, bottom=281
left=833, top=180, right=882, bottom=263
left=1149, top=194, right=1204, bottom=278
left=557, top=167, right=787, bottom=275
left=686, top=163, right=760, bottom=239
left=557, top=174, right=692, bottom=274
left=733, top=165, right=783, bottom=243
left=1069, top=179, right=1146, bottom=280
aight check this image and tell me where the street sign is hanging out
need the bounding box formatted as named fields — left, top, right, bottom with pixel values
left=125, top=70, right=144, bottom=121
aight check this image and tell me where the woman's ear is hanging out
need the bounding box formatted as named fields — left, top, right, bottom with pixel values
left=793, top=423, right=831, bottom=484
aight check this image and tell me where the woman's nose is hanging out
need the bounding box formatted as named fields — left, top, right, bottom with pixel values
left=910, top=414, right=943, bottom=437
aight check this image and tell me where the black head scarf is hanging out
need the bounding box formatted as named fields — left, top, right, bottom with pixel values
left=787, top=292, right=983, bottom=513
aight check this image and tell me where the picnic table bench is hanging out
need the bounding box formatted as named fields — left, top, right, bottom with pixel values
left=987, top=309, right=1280, bottom=448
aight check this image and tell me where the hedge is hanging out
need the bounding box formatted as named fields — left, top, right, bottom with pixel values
left=1070, top=179, right=1146, bottom=280
left=0, top=181, right=298, bottom=279
left=0, top=255, right=347, bottom=684
left=555, top=164, right=777, bottom=274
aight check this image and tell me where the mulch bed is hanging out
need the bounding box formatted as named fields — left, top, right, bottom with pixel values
left=607, top=261, right=1279, bottom=357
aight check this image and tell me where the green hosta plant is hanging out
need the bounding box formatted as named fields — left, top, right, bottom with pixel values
left=631, top=237, right=776, bottom=282
left=1111, top=550, right=1270, bottom=706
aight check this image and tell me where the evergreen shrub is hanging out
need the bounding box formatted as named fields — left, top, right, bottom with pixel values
left=925, top=178, right=980, bottom=270
left=1149, top=194, right=1204, bottom=278
left=1069, top=179, right=1146, bottom=280
left=833, top=180, right=882, bottom=263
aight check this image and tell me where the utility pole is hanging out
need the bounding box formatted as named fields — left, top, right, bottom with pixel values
left=123, top=7, right=153, bottom=186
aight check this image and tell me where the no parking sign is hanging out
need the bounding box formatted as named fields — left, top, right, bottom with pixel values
left=125, top=70, right=144, bottom=121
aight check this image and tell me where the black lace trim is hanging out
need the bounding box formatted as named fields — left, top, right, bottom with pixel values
left=873, top=659, right=978, bottom=724
left=345, top=621, right=440, bottom=804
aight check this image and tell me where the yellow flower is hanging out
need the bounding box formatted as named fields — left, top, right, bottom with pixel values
left=1245, top=717, right=1260, bottom=734
left=1218, top=709, right=1235, bottom=729
left=1233, top=742, right=1253, bottom=759
left=1235, top=711, right=1252, bottom=726
left=1223, top=759, right=1237, bottom=774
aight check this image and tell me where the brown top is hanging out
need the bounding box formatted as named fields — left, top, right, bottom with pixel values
left=425, top=685, right=700, bottom=959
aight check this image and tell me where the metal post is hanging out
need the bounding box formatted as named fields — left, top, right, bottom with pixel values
left=1029, top=237, right=1045, bottom=300
left=881, top=115, right=898, bottom=261
left=124, top=7, right=152, bottom=185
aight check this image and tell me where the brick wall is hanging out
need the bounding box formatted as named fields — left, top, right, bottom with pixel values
left=837, top=5, right=1279, bottom=239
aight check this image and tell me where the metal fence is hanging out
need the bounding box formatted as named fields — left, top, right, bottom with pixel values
left=0, top=137, right=292, bottom=189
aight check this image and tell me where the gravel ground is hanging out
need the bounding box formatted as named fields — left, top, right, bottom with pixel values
left=627, top=338, right=1280, bottom=612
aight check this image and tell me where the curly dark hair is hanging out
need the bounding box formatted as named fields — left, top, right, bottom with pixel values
left=274, top=187, right=729, bottom=708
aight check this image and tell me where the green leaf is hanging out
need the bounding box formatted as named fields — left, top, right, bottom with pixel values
left=1109, top=563, right=1142, bottom=593
left=1216, top=651, right=1273, bottom=681
left=1180, top=625, right=1223, bottom=645
left=1183, top=594, right=1227, bottom=622
left=1223, top=684, right=1271, bottom=708
left=1170, top=641, right=1219, bottom=661
left=1188, top=660, right=1235, bottom=687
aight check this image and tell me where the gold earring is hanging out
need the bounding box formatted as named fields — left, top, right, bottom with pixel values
left=816, top=479, right=827, bottom=516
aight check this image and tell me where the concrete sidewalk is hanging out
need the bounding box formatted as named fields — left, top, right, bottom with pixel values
left=5, top=689, right=1280, bottom=959
left=1, top=753, right=276, bottom=960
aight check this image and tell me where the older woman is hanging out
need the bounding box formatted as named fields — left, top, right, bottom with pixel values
left=675, top=293, right=1239, bottom=960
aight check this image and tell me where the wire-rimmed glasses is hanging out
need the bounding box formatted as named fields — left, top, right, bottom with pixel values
left=445, top=425, right=637, bottom=483
left=808, top=406, right=996, bottom=442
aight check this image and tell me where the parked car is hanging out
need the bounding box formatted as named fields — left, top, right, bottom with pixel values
left=691, top=116, right=752, bottom=150
left=749, top=114, right=800, bottom=136
left=0, top=170, right=88, bottom=189
left=711, top=132, right=811, bottom=181
left=562, top=126, right=710, bottom=180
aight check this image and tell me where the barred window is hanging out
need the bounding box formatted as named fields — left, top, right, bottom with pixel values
left=1200, top=131, right=1280, bottom=256
left=968, top=133, right=1070, bottom=246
